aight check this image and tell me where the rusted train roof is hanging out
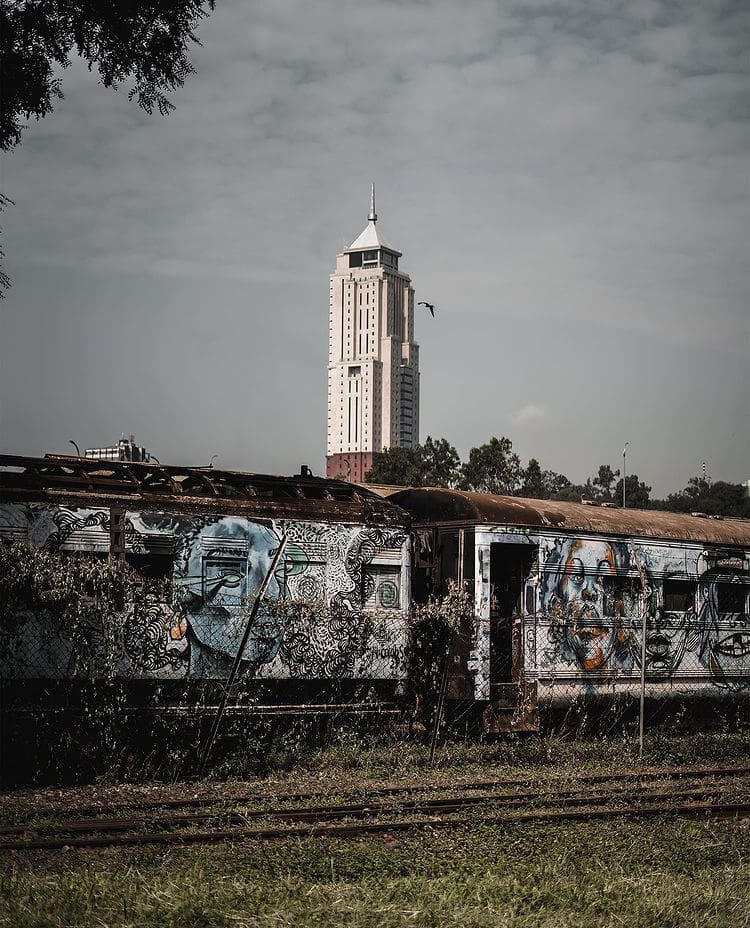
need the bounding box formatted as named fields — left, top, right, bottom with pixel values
left=0, top=455, right=408, bottom=526
left=384, top=487, right=750, bottom=547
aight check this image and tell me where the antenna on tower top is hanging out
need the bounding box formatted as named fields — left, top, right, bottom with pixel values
left=368, top=183, right=377, bottom=222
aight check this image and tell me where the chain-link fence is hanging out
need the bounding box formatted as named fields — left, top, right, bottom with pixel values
left=2, top=531, right=749, bottom=783
left=476, top=609, right=750, bottom=743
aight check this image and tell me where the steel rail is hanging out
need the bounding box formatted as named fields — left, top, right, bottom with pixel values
left=17, top=763, right=750, bottom=821
left=2, top=789, right=749, bottom=852
left=0, top=780, right=735, bottom=839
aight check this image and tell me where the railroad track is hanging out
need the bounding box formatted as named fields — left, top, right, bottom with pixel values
left=17, top=762, right=750, bottom=820
left=0, top=777, right=739, bottom=838
left=2, top=770, right=749, bottom=852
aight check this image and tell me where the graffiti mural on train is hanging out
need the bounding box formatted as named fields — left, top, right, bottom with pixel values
left=697, top=577, right=750, bottom=691
left=0, top=504, right=409, bottom=682
left=538, top=535, right=750, bottom=689
left=540, top=537, right=636, bottom=675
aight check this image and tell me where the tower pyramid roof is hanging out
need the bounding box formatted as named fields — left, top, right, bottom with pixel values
left=345, top=185, right=401, bottom=255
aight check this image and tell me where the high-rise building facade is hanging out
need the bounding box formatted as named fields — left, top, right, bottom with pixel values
left=84, top=434, right=152, bottom=463
left=326, top=188, right=420, bottom=482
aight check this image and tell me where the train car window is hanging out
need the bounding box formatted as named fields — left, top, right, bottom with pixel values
left=125, top=552, right=173, bottom=579
left=59, top=549, right=107, bottom=561
left=663, top=580, right=696, bottom=612
left=602, top=576, right=640, bottom=617
left=717, top=582, right=747, bottom=614
left=363, top=565, right=401, bottom=610
left=524, top=583, right=535, bottom=615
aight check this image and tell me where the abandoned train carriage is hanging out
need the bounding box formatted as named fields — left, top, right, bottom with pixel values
left=386, top=488, right=750, bottom=731
left=3, top=454, right=750, bottom=739
left=0, top=455, right=412, bottom=714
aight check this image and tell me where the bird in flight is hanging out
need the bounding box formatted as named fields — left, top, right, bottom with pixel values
left=418, top=301, right=436, bottom=317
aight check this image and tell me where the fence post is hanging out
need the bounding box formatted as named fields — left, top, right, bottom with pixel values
left=639, top=604, right=647, bottom=757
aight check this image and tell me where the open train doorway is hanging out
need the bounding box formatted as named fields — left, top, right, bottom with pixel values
left=489, top=542, right=534, bottom=693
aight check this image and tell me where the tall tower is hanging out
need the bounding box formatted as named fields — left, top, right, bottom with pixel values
left=326, top=186, right=420, bottom=482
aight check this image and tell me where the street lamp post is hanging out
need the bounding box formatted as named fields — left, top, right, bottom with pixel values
left=622, top=442, right=629, bottom=508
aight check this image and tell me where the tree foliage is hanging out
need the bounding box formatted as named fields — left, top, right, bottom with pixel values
left=0, top=540, right=175, bottom=680
left=459, top=436, right=522, bottom=495
left=365, top=436, right=460, bottom=487
left=661, top=477, right=750, bottom=518
left=366, top=439, right=732, bottom=513
left=592, top=464, right=620, bottom=500
left=0, top=0, right=216, bottom=151
left=368, top=437, right=744, bottom=515
left=418, top=436, right=462, bottom=488
left=0, top=0, right=216, bottom=295
left=614, top=474, right=652, bottom=510
left=519, top=458, right=571, bottom=500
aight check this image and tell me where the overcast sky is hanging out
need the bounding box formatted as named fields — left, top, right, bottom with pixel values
left=1, top=0, right=747, bottom=496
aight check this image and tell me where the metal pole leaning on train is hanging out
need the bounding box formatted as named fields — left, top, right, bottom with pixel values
left=631, top=542, right=647, bottom=758
left=622, top=442, right=629, bottom=509
left=639, top=603, right=647, bottom=757
left=429, top=627, right=455, bottom=767
left=197, top=533, right=288, bottom=776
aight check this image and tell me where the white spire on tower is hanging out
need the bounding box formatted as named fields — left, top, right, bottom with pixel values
left=368, top=183, right=377, bottom=222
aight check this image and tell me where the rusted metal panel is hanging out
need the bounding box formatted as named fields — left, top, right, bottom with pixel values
left=482, top=682, right=539, bottom=733
left=388, top=487, right=750, bottom=547
left=109, top=506, right=126, bottom=563
left=0, top=455, right=409, bottom=529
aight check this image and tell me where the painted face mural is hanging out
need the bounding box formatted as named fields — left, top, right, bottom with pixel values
left=644, top=606, right=692, bottom=675
left=0, top=504, right=408, bottom=683
left=542, top=538, right=635, bottom=674
left=169, top=517, right=286, bottom=677
left=130, top=513, right=407, bottom=680
left=698, top=576, right=750, bottom=691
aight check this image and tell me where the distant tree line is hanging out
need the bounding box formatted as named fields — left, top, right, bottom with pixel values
left=365, top=436, right=749, bottom=518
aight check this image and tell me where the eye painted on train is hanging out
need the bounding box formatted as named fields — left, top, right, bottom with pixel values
left=715, top=632, right=750, bottom=658
left=215, top=569, right=242, bottom=588
left=569, top=558, right=585, bottom=586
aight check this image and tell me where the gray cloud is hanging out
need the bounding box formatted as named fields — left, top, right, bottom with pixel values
left=1, top=0, right=747, bottom=495
left=513, top=404, right=550, bottom=427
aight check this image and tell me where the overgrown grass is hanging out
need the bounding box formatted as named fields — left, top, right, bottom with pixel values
left=2, top=729, right=750, bottom=829
left=244, top=726, right=750, bottom=782
left=2, top=731, right=749, bottom=926
left=6, top=692, right=748, bottom=786
left=2, top=818, right=749, bottom=927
